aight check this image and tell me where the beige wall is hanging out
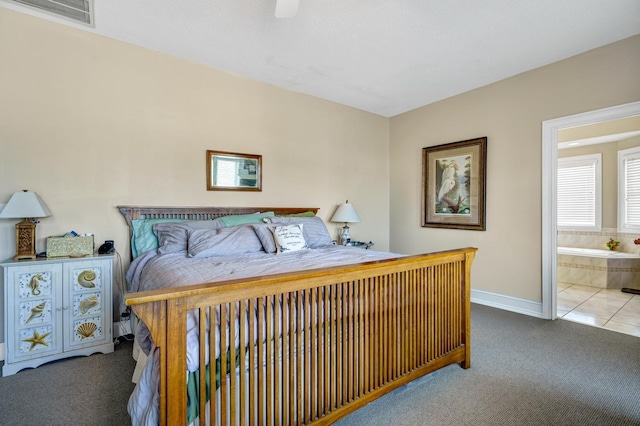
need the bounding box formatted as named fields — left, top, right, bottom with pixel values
left=389, top=35, right=640, bottom=303
left=558, top=136, right=640, bottom=229
left=0, top=9, right=390, bottom=342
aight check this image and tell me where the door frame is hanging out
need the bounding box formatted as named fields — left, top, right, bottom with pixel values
left=541, top=101, right=640, bottom=319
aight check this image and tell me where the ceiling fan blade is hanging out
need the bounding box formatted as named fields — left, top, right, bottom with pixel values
left=275, top=0, right=299, bottom=18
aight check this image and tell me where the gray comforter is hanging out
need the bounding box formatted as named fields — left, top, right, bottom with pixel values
left=127, top=244, right=399, bottom=294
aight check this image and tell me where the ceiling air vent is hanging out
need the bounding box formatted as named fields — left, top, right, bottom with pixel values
left=10, top=0, right=93, bottom=26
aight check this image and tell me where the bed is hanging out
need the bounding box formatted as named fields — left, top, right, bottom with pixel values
left=119, top=205, right=476, bottom=426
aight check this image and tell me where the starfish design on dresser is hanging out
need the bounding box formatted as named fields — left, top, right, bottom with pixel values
left=22, top=330, right=51, bottom=351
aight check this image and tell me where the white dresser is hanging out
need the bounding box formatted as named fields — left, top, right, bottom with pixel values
left=1, top=255, right=114, bottom=376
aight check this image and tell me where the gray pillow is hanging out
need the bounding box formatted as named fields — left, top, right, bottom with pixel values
left=264, top=216, right=333, bottom=248
left=252, top=223, right=278, bottom=254
left=153, top=219, right=224, bottom=255
left=187, top=225, right=263, bottom=258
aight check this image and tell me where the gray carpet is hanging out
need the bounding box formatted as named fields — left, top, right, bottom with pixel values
left=0, top=305, right=638, bottom=426
left=0, top=337, right=135, bottom=426
left=337, top=304, right=640, bottom=426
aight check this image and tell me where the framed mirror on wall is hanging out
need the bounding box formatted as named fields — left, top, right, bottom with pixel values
left=206, top=150, right=262, bottom=191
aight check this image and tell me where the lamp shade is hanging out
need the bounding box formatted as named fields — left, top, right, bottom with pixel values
left=0, top=190, right=52, bottom=219
left=330, top=201, right=361, bottom=224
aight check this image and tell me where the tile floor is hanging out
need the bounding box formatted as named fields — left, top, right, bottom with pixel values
left=557, top=282, right=640, bottom=337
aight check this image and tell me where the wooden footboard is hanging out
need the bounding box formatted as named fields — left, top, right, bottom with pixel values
left=126, top=247, right=476, bottom=426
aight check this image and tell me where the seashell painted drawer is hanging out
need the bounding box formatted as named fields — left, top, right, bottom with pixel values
left=0, top=255, right=115, bottom=376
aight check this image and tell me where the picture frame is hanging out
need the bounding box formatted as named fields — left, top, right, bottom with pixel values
left=206, top=150, right=262, bottom=191
left=422, top=137, right=487, bottom=230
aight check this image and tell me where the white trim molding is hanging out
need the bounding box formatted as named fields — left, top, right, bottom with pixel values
left=471, top=289, right=544, bottom=318
left=0, top=343, right=4, bottom=361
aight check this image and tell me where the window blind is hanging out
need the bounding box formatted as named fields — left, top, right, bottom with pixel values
left=621, top=151, right=640, bottom=228
left=557, top=154, right=601, bottom=230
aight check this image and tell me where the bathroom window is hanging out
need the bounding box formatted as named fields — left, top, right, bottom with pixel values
left=557, top=154, right=601, bottom=231
left=618, top=146, right=640, bottom=232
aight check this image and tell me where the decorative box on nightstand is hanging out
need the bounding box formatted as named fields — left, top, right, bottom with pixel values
left=1, top=255, right=114, bottom=376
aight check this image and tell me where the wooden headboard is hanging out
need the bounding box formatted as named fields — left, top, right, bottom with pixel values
left=118, top=205, right=319, bottom=226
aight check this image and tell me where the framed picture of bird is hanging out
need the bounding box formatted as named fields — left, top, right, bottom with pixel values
left=422, top=137, right=487, bottom=230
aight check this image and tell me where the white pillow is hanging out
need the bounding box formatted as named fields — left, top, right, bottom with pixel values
left=263, top=216, right=333, bottom=248
left=269, top=224, right=308, bottom=254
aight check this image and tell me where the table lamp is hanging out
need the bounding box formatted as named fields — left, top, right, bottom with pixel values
left=330, top=200, right=361, bottom=245
left=0, top=190, right=52, bottom=261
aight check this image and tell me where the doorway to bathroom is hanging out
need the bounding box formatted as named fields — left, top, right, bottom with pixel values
left=541, top=101, right=640, bottom=336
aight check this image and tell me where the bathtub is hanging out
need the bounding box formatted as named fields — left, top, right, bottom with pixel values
left=557, top=247, right=640, bottom=258
left=557, top=246, right=640, bottom=289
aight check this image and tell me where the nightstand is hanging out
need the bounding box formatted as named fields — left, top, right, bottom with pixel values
left=1, top=255, right=114, bottom=376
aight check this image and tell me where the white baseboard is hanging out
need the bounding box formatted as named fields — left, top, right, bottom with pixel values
left=0, top=343, right=4, bottom=362
left=471, top=289, right=544, bottom=318
left=113, top=320, right=133, bottom=338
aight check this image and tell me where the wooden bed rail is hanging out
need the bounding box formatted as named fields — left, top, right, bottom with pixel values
left=126, top=247, right=476, bottom=426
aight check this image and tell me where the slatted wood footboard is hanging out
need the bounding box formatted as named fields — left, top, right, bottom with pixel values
left=126, top=247, right=476, bottom=426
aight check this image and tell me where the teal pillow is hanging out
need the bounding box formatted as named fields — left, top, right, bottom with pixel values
left=131, top=218, right=190, bottom=258
left=218, top=211, right=275, bottom=227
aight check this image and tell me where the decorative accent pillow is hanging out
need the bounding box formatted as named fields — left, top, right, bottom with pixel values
left=269, top=224, right=308, bottom=254
left=131, top=218, right=190, bottom=258
left=153, top=219, right=224, bottom=255
left=187, top=225, right=264, bottom=258
left=264, top=216, right=333, bottom=248
left=217, top=211, right=275, bottom=227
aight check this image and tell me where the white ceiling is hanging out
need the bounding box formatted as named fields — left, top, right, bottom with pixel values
left=3, top=0, right=640, bottom=117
